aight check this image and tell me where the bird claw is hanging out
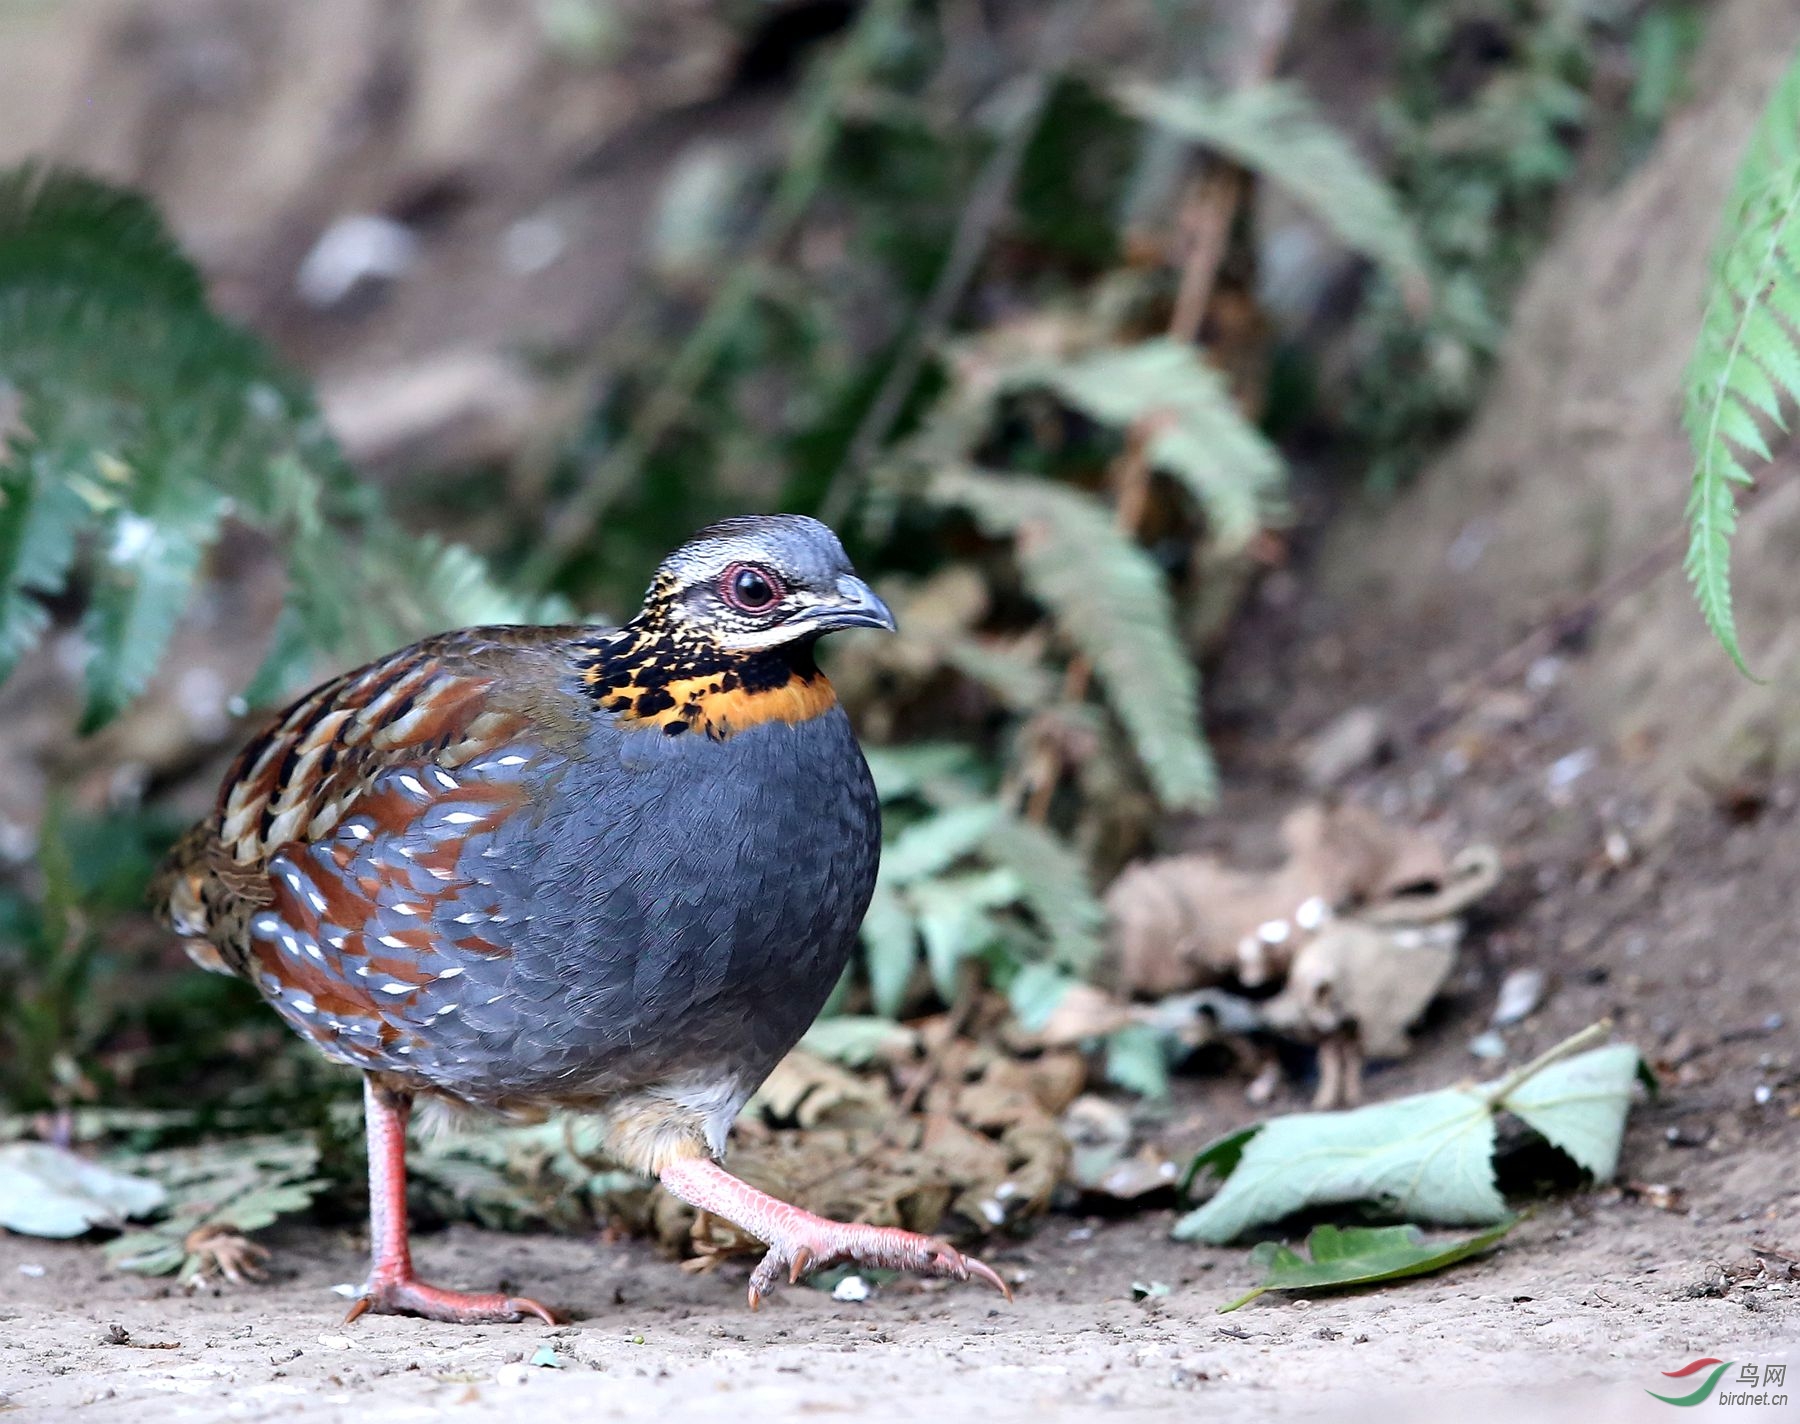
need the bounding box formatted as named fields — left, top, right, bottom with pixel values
left=745, top=1221, right=1012, bottom=1309
left=181, top=1225, right=271, bottom=1288
left=345, top=1277, right=559, bottom=1326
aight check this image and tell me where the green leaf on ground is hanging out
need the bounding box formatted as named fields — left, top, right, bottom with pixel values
left=1174, top=1085, right=1505, bottom=1244
left=1499, top=1043, right=1641, bottom=1180
left=0, top=1142, right=166, bottom=1237
left=1218, top=1220, right=1516, bottom=1313
left=1174, top=1034, right=1642, bottom=1244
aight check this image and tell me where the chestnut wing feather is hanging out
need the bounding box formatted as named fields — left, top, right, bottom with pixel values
left=155, top=630, right=586, bottom=1022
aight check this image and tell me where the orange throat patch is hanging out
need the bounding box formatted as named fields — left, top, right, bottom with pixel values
left=579, top=631, right=838, bottom=740
left=619, top=669, right=837, bottom=739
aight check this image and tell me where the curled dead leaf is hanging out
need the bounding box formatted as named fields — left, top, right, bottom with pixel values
left=1105, top=802, right=1493, bottom=997
left=1262, top=919, right=1462, bottom=1059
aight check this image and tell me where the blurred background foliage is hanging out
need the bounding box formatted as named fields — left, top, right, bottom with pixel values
left=0, top=0, right=1695, bottom=1237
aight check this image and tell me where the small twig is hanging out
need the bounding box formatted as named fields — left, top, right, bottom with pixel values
left=1407, top=472, right=1792, bottom=748
left=818, top=0, right=1092, bottom=528
left=1168, top=166, right=1244, bottom=345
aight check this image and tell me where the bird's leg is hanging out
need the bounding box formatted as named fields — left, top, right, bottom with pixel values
left=345, top=1076, right=557, bottom=1325
left=658, top=1155, right=1011, bottom=1309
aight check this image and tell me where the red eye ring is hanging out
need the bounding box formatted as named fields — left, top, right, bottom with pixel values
left=720, top=562, right=784, bottom=613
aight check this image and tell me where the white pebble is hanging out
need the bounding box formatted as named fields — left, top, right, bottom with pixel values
left=296, top=215, right=417, bottom=307
left=1295, top=896, right=1330, bottom=931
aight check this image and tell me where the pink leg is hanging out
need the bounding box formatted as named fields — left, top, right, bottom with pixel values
left=660, top=1156, right=1012, bottom=1309
left=345, top=1077, right=557, bottom=1326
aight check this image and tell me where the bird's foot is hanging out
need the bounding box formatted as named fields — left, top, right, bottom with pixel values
left=345, top=1275, right=558, bottom=1325
left=657, top=1156, right=1012, bottom=1310
left=746, top=1213, right=1011, bottom=1310
left=181, top=1224, right=270, bottom=1288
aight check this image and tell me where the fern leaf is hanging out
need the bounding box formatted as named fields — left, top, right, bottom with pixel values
left=1005, top=960, right=1080, bottom=1031
left=79, top=475, right=225, bottom=731
left=1010, top=338, right=1286, bottom=554
left=0, top=456, right=87, bottom=677
left=854, top=793, right=1103, bottom=1016
left=861, top=879, right=920, bottom=1018
left=1104, top=1023, right=1171, bottom=1099
left=883, top=801, right=1004, bottom=884
left=863, top=741, right=984, bottom=803
left=985, top=814, right=1105, bottom=971
left=931, top=466, right=1217, bottom=808
left=913, top=871, right=1016, bottom=1001
left=0, top=164, right=562, bottom=725
left=1682, top=50, right=1800, bottom=675
left=1115, top=79, right=1431, bottom=304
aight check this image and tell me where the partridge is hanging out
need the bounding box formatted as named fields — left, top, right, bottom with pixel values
left=157, top=515, right=1006, bottom=1323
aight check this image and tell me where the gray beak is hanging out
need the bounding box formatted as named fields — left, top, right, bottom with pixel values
left=820, top=574, right=898, bottom=633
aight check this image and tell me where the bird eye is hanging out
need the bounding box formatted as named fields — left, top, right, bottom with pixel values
left=720, top=563, right=783, bottom=613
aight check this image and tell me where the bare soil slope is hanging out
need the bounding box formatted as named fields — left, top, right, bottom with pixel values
left=1312, top=0, right=1800, bottom=787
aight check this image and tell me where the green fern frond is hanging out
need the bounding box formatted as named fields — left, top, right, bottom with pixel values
left=1010, top=338, right=1286, bottom=554
left=78, top=475, right=226, bottom=732
left=863, top=741, right=985, bottom=802
left=1104, top=1022, right=1171, bottom=1099
left=882, top=800, right=1004, bottom=884
left=984, top=814, right=1104, bottom=972
left=0, top=164, right=562, bottom=728
left=1115, top=79, right=1431, bottom=304
left=0, top=457, right=86, bottom=677
left=860, top=880, right=919, bottom=1018
left=857, top=784, right=1105, bottom=1015
left=913, top=870, right=1017, bottom=1000
left=930, top=466, right=1217, bottom=808
left=1682, top=51, right=1800, bottom=676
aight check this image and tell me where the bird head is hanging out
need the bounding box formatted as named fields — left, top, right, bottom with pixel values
left=635, top=514, right=896, bottom=653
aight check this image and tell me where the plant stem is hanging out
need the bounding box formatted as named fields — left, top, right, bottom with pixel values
left=1481, top=1020, right=1612, bottom=1106
left=520, top=0, right=911, bottom=592
left=1019, top=0, right=1296, bottom=823
left=817, top=0, right=1091, bottom=529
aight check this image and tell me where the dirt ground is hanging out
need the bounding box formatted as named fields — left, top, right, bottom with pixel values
left=0, top=1204, right=1793, bottom=1424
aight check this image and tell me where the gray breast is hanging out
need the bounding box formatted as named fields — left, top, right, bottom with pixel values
left=413, top=706, right=880, bottom=1106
